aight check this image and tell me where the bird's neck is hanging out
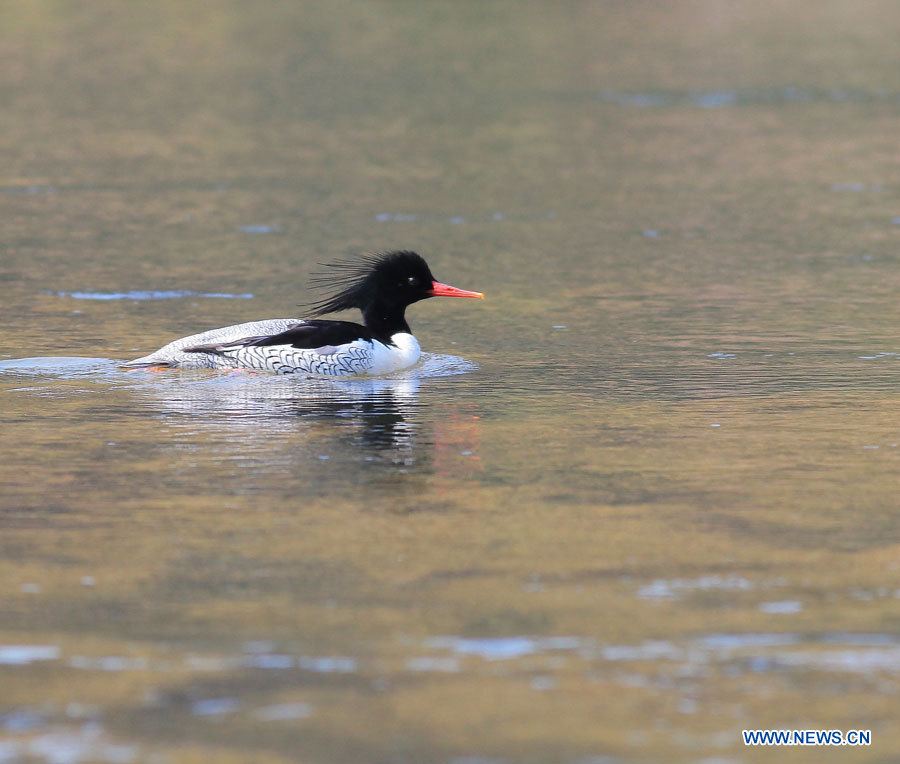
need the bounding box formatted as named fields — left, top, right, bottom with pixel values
left=361, top=302, right=411, bottom=342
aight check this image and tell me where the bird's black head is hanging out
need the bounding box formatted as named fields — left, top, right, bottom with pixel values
left=309, top=250, right=483, bottom=338
left=365, top=250, right=438, bottom=307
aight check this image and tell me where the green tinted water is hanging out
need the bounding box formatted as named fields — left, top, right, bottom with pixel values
left=2, top=1, right=900, bottom=762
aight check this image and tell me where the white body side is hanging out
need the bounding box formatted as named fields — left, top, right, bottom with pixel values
left=123, top=319, right=422, bottom=377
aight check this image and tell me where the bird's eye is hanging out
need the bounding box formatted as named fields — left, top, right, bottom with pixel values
left=406, top=276, right=418, bottom=286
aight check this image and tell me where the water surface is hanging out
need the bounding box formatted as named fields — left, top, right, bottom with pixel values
left=2, top=1, right=900, bottom=762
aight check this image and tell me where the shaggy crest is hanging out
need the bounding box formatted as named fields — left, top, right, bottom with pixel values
left=306, top=251, right=426, bottom=315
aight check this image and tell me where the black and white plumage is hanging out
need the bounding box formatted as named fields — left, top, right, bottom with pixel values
left=122, top=251, right=484, bottom=376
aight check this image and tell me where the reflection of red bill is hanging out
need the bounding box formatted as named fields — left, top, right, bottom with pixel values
left=433, top=410, right=483, bottom=480
left=428, top=281, right=485, bottom=299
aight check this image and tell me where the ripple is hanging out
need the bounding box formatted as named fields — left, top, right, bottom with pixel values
left=2, top=708, right=50, bottom=733
left=0, top=645, right=60, bottom=665
left=237, top=224, right=282, bottom=234
left=422, top=631, right=900, bottom=678
left=758, top=600, right=804, bottom=614
left=831, top=183, right=884, bottom=192
left=597, top=87, right=898, bottom=108
left=427, top=636, right=538, bottom=659
left=296, top=656, right=358, bottom=673
left=375, top=211, right=557, bottom=224
left=0, top=352, right=475, bottom=385
left=68, top=655, right=150, bottom=671
left=427, top=635, right=582, bottom=660
left=0, top=357, right=122, bottom=379
left=0, top=729, right=138, bottom=764
left=191, top=697, right=241, bottom=717
left=636, top=575, right=753, bottom=601
left=241, top=653, right=294, bottom=670
left=0, top=184, right=57, bottom=195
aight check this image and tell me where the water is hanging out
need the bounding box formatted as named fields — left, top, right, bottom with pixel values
left=3, top=1, right=900, bottom=762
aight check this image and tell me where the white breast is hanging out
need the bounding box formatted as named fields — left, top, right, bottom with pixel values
left=367, top=333, right=421, bottom=375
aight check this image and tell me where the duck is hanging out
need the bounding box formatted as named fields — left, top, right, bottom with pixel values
left=122, top=250, right=484, bottom=376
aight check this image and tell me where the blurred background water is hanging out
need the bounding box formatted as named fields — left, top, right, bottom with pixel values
left=2, top=1, right=900, bottom=762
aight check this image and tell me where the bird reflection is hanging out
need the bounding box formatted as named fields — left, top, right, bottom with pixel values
left=128, top=371, right=430, bottom=478
left=0, top=355, right=484, bottom=487
left=287, top=390, right=416, bottom=450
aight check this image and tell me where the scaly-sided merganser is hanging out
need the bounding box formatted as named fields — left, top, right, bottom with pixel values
left=122, top=250, right=484, bottom=376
